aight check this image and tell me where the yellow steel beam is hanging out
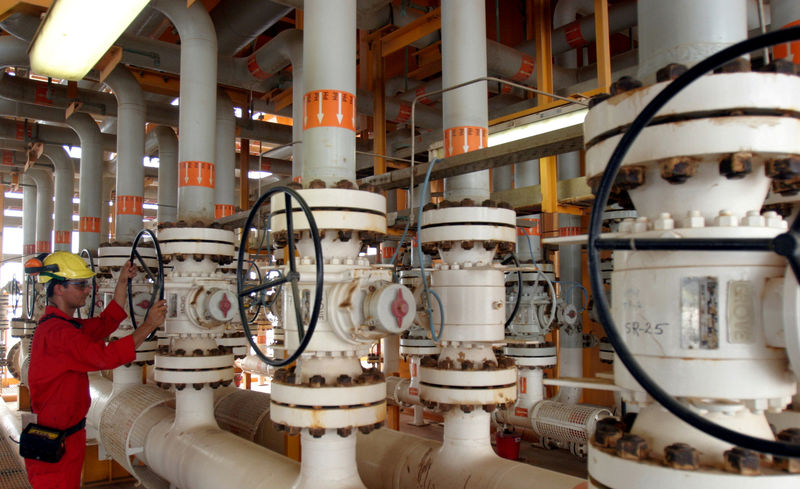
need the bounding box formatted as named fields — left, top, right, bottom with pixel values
left=594, top=0, right=612, bottom=92
left=130, top=70, right=181, bottom=97
left=381, top=7, right=441, bottom=57
left=0, top=0, right=49, bottom=22
left=534, top=0, right=558, bottom=214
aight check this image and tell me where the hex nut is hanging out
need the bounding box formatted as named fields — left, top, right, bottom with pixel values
left=714, top=57, right=750, bottom=73
left=660, top=157, right=698, bottom=184
left=594, top=417, right=624, bottom=448
left=723, top=447, right=760, bottom=475
left=664, top=443, right=700, bottom=470
left=758, top=58, right=795, bottom=74
left=656, top=63, right=688, bottom=82
left=774, top=428, right=800, bottom=473
left=616, top=434, right=649, bottom=460
left=719, top=152, right=753, bottom=180
left=766, top=157, right=800, bottom=180
left=610, top=76, right=642, bottom=95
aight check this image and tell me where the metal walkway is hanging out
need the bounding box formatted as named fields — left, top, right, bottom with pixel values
left=0, top=420, right=30, bottom=489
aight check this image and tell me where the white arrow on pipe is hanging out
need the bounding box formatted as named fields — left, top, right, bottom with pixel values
left=197, top=164, right=203, bottom=184
left=303, top=94, right=308, bottom=126
left=462, top=129, right=469, bottom=154
left=317, top=94, right=324, bottom=124
left=448, top=129, right=453, bottom=156
left=184, top=165, right=190, bottom=184
left=336, top=93, right=343, bottom=124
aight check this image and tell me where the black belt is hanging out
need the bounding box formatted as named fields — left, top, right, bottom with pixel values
left=63, top=418, right=86, bottom=437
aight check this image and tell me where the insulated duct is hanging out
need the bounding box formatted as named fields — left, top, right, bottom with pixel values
left=43, top=145, right=74, bottom=252
left=27, top=167, right=53, bottom=253
left=150, top=125, right=178, bottom=224
left=215, top=90, right=236, bottom=219
left=22, top=173, right=35, bottom=256
left=210, top=0, right=292, bottom=56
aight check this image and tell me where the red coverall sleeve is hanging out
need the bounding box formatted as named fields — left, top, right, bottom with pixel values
left=80, top=299, right=128, bottom=341
left=48, top=324, right=136, bottom=372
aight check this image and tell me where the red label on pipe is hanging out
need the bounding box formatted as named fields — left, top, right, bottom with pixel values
left=559, top=226, right=582, bottom=236
left=443, top=126, right=487, bottom=157
left=510, top=54, right=535, bottom=82
left=79, top=216, right=101, bottom=233
left=564, top=21, right=586, bottom=48
left=215, top=204, right=235, bottom=219
left=15, top=121, right=32, bottom=141
left=246, top=54, right=272, bottom=80
left=415, top=86, right=433, bottom=106
left=1, top=150, right=13, bottom=165
left=408, top=387, right=419, bottom=396
left=54, top=230, right=71, bottom=245
left=774, top=20, right=800, bottom=63
left=381, top=245, right=396, bottom=259
left=34, top=83, right=54, bottom=106
left=36, top=240, right=51, bottom=253
left=179, top=161, right=215, bottom=188
left=514, top=407, right=529, bottom=418
left=393, top=104, right=412, bottom=124
left=303, top=90, right=356, bottom=131
left=517, top=218, right=540, bottom=236
left=117, top=195, right=143, bottom=216
left=23, top=244, right=35, bottom=255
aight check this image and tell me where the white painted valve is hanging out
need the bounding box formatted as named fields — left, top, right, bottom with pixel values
left=363, top=281, right=416, bottom=335
left=186, top=286, right=238, bottom=329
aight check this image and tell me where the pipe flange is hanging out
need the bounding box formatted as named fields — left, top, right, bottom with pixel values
left=419, top=366, right=517, bottom=408
left=153, top=353, right=235, bottom=385
left=158, top=227, right=236, bottom=258
left=270, top=188, right=387, bottom=234
left=271, top=380, right=385, bottom=407
left=270, top=402, right=386, bottom=433
left=98, top=245, right=157, bottom=270
left=419, top=207, right=516, bottom=245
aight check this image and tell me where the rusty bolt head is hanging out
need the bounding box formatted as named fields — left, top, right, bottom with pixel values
left=460, top=360, right=474, bottom=371
left=758, top=58, right=795, bottom=74
left=359, top=183, right=376, bottom=193
left=498, top=356, right=516, bottom=369
left=610, top=76, right=642, bottom=95
left=497, top=201, right=513, bottom=210
left=482, top=403, right=497, bottom=413
left=422, top=202, right=438, bottom=212
left=460, top=240, right=475, bottom=250
left=175, top=383, right=186, bottom=391
left=438, top=358, right=455, bottom=370
left=193, top=383, right=204, bottom=391
left=656, top=63, right=688, bottom=82
left=438, top=200, right=458, bottom=209
left=482, top=359, right=498, bottom=370
left=719, top=152, right=753, bottom=180
left=766, top=157, right=800, bottom=180
left=775, top=428, right=800, bottom=473
left=273, top=422, right=287, bottom=432
left=420, top=355, right=438, bottom=368
left=588, top=165, right=646, bottom=195
left=273, top=368, right=288, bottom=383
left=460, top=404, right=474, bottom=413
left=714, top=57, right=750, bottom=74
left=723, top=447, right=760, bottom=475
left=588, top=93, right=611, bottom=108
left=337, top=427, right=353, bottom=437
left=594, top=417, right=624, bottom=448
left=287, top=181, right=302, bottom=190
left=358, top=424, right=375, bottom=435
left=192, top=349, right=204, bottom=357
left=772, top=177, right=800, bottom=197
left=615, top=434, right=648, bottom=460
left=308, top=375, right=326, bottom=387
left=482, top=199, right=497, bottom=208
left=459, top=198, right=475, bottom=207
left=664, top=443, right=700, bottom=470
left=308, top=179, right=326, bottom=189
left=660, top=157, right=698, bottom=184
left=309, top=427, right=326, bottom=438
left=335, top=179, right=355, bottom=190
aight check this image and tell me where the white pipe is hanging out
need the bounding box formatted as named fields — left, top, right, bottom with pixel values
left=386, top=375, right=419, bottom=407
left=151, top=126, right=178, bottom=223
left=295, top=432, right=367, bottom=489
left=356, top=416, right=585, bottom=489
left=637, top=0, right=749, bottom=82
left=101, top=171, right=113, bottom=244
left=441, top=0, right=489, bottom=202
left=492, top=165, right=513, bottom=193
left=0, top=398, right=24, bottom=468
left=238, top=353, right=277, bottom=377
left=496, top=368, right=545, bottom=429
left=44, top=145, right=74, bottom=252
left=215, top=89, right=236, bottom=219
left=28, top=167, right=53, bottom=253
left=22, top=172, right=36, bottom=256
left=105, top=66, right=144, bottom=243
left=67, top=113, right=103, bottom=252
left=302, top=0, right=357, bottom=185
left=153, top=0, right=218, bottom=224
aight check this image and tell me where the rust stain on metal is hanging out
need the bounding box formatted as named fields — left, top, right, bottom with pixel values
left=339, top=281, right=360, bottom=309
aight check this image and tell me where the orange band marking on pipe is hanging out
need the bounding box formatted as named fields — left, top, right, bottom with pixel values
left=381, top=246, right=396, bottom=260
left=1, top=150, right=13, bottom=165
left=79, top=217, right=101, bottom=233
left=215, top=204, right=235, bottom=219
left=246, top=55, right=272, bottom=80
left=415, top=86, right=433, bottom=106
left=443, top=126, right=487, bottom=158
left=179, top=161, right=215, bottom=188
left=15, top=122, right=32, bottom=141
left=519, top=376, right=527, bottom=394
left=517, top=218, right=540, bottom=236
left=117, top=195, right=143, bottom=216
left=559, top=226, right=582, bottom=237
left=564, top=21, right=586, bottom=48
left=35, top=241, right=51, bottom=253
left=393, top=104, right=412, bottom=123
left=774, top=20, right=800, bottom=63
left=54, top=230, right=71, bottom=245
left=23, top=244, right=35, bottom=255
left=34, top=83, right=54, bottom=106
left=510, top=54, right=535, bottom=82
left=302, top=90, right=356, bottom=131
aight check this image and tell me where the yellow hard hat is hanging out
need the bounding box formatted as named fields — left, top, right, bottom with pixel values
left=36, top=251, right=96, bottom=283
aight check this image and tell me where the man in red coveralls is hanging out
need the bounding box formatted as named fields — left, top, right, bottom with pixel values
left=24, top=251, right=167, bottom=489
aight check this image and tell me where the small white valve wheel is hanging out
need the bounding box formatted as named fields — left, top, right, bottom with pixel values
left=363, top=282, right=416, bottom=335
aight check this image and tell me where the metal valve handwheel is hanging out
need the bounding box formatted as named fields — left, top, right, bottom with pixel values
left=24, top=273, right=37, bottom=320
left=127, top=229, right=165, bottom=341
left=501, top=252, right=522, bottom=329
left=587, top=26, right=800, bottom=457
left=78, top=248, right=97, bottom=318
left=237, top=186, right=324, bottom=367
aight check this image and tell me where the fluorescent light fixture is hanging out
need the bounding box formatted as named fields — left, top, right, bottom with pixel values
left=143, top=203, right=158, bottom=210
left=29, top=0, right=150, bottom=80
left=4, top=192, right=22, bottom=199
left=4, top=209, right=22, bottom=218
left=488, top=108, right=588, bottom=147
left=248, top=171, right=273, bottom=179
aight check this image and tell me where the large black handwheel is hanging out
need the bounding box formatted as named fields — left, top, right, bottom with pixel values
left=501, top=252, right=522, bottom=330
left=587, top=26, right=800, bottom=457
left=24, top=274, right=36, bottom=320
left=78, top=248, right=97, bottom=318
left=237, top=187, right=323, bottom=367
left=9, top=277, right=21, bottom=317
left=127, top=229, right=165, bottom=341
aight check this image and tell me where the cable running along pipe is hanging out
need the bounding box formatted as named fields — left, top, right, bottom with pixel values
left=587, top=25, right=800, bottom=457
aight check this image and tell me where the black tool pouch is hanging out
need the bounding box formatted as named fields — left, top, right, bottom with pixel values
left=19, top=418, right=85, bottom=463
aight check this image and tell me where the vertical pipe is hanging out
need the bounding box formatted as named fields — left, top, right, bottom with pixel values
left=105, top=66, right=145, bottom=243
left=556, top=152, right=582, bottom=403
left=28, top=168, right=52, bottom=253
left=293, top=432, right=366, bottom=489
left=22, top=173, right=35, bottom=256
left=441, top=0, right=489, bottom=202
left=44, top=145, right=74, bottom=252
left=637, top=0, right=748, bottom=82
left=302, top=0, right=357, bottom=185
left=153, top=0, right=218, bottom=223
left=215, top=90, right=236, bottom=219
left=152, top=126, right=178, bottom=224
left=492, top=166, right=513, bottom=193
left=67, top=113, right=103, bottom=252
left=101, top=172, right=113, bottom=244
